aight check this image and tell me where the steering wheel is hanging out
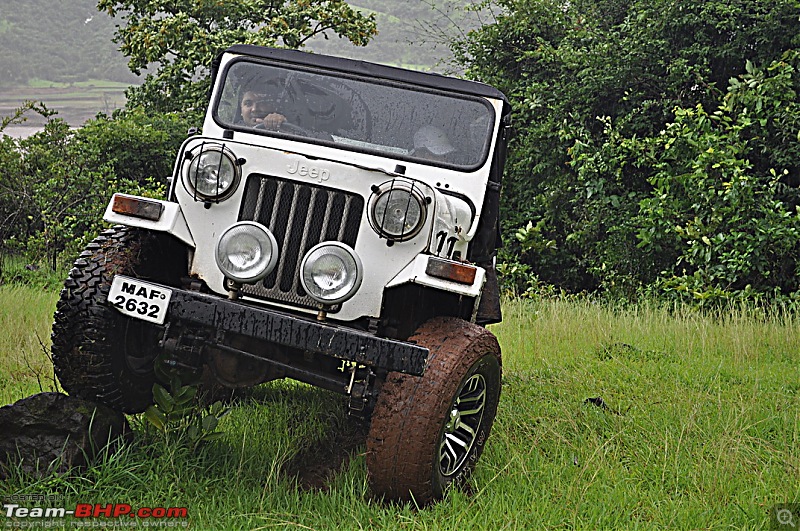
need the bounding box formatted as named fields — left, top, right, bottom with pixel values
left=276, top=121, right=312, bottom=137
left=255, top=120, right=311, bottom=137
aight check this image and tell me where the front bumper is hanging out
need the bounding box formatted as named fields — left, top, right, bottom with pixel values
left=167, top=288, right=429, bottom=376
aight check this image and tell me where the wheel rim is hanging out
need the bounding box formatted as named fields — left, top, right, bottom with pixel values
left=438, top=373, right=487, bottom=477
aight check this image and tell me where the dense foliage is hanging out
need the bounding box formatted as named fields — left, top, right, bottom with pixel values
left=99, top=0, right=378, bottom=113
left=454, top=0, right=800, bottom=303
left=0, top=105, right=190, bottom=278
left=0, top=0, right=136, bottom=87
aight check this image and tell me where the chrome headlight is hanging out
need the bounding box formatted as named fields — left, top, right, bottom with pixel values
left=300, top=242, right=363, bottom=305
left=184, top=144, right=240, bottom=201
left=215, top=222, right=278, bottom=284
left=369, top=181, right=428, bottom=241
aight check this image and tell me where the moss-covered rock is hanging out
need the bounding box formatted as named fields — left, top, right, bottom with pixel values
left=0, top=392, right=131, bottom=479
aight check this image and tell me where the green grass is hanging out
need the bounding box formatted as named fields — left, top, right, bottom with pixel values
left=1, top=288, right=798, bottom=529
left=0, top=285, right=59, bottom=405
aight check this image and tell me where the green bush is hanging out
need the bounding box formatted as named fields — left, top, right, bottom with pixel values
left=453, top=0, right=800, bottom=303
left=0, top=105, right=190, bottom=278
left=638, top=54, right=800, bottom=303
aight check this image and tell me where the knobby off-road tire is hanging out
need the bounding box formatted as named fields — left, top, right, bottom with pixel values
left=367, top=316, right=502, bottom=505
left=52, top=226, right=186, bottom=414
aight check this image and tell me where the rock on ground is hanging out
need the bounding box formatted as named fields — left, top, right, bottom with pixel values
left=0, top=392, right=131, bottom=479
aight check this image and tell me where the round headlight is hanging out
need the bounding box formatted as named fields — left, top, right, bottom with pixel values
left=370, top=183, right=427, bottom=241
left=300, top=242, right=363, bottom=305
left=185, top=145, right=240, bottom=201
left=215, top=222, right=278, bottom=284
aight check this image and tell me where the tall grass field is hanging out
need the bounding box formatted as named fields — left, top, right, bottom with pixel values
left=1, top=284, right=798, bottom=529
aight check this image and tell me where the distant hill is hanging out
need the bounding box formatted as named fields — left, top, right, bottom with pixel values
left=0, top=0, right=138, bottom=87
left=1, top=0, right=481, bottom=90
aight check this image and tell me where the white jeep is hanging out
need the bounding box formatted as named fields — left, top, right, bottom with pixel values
left=52, top=45, right=510, bottom=504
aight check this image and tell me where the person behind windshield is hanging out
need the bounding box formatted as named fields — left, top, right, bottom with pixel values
left=238, top=78, right=288, bottom=130
left=412, top=125, right=457, bottom=162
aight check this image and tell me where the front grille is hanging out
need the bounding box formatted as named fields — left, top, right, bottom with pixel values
left=238, top=174, right=364, bottom=309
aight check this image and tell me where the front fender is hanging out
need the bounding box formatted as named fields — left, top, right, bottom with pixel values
left=386, top=254, right=485, bottom=298
left=103, top=194, right=195, bottom=247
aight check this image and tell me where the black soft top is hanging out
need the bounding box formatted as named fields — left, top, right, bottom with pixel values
left=224, top=45, right=509, bottom=108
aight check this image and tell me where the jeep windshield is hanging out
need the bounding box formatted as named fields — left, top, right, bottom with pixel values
left=214, top=59, right=496, bottom=170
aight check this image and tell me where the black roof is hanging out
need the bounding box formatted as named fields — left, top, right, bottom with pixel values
left=224, top=45, right=509, bottom=106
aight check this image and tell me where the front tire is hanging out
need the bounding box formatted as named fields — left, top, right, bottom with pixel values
left=366, top=316, right=502, bottom=504
left=51, top=226, right=186, bottom=413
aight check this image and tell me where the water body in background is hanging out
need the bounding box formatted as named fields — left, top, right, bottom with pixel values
left=3, top=125, right=46, bottom=139
left=1, top=83, right=128, bottom=139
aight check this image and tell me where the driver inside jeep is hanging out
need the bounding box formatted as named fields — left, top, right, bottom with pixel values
left=237, top=75, right=338, bottom=141
left=238, top=78, right=288, bottom=130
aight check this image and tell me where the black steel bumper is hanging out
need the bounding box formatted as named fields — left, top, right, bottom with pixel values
left=167, top=289, right=429, bottom=376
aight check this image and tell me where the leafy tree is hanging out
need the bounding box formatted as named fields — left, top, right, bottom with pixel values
left=3, top=117, right=113, bottom=271
left=98, top=0, right=378, bottom=113
left=75, top=108, right=190, bottom=186
left=0, top=103, right=44, bottom=255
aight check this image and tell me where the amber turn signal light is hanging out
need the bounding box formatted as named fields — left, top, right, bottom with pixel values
left=425, top=256, right=477, bottom=285
left=111, top=195, right=164, bottom=222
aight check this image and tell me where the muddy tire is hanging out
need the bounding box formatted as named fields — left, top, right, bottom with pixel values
left=51, top=226, right=186, bottom=413
left=366, top=316, right=502, bottom=505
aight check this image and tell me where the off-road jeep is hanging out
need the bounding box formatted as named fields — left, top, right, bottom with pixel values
left=51, top=45, right=510, bottom=504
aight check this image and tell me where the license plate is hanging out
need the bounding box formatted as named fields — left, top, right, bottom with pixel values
left=108, top=275, right=173, bottom=325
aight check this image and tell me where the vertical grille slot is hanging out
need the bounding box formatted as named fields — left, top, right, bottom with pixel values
left=238, top=174, right=364, bottom=309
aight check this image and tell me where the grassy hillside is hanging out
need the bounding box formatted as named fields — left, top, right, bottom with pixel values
left=2, top=286, right=797, bottom=528
left=0, top=80, right=128, bottom=132
left=0, top=0, right=136, bottom=87
left=0, top=0, right=136, bottom=128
